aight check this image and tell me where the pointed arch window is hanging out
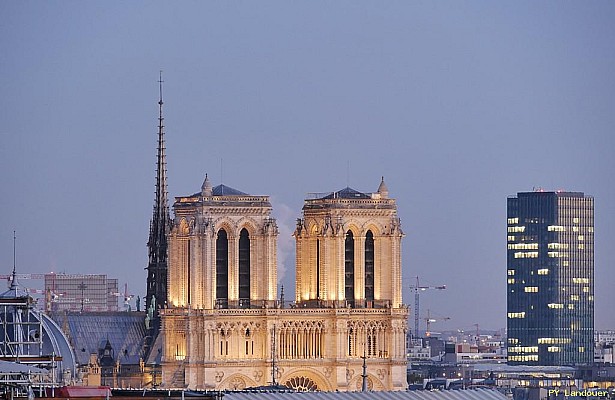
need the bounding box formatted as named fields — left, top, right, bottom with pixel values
left=365, top=230, right=375, bottom=304
left=216, top=229, right=229, bottom=308
left=239, top=228, right=250, bottom=308
left=345, top=230, right=355, bottom=306
left=348, top=327, right=355, bottom=357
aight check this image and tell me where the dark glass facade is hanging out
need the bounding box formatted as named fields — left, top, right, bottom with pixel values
left=507, top=191, right=594, bottom=366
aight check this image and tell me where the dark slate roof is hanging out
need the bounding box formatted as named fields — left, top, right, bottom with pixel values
left=212, top=184, right=248, bottom=196
left=190, top=184, right=249, bottom=198
left=321, top=187, right=370, bottom=200
left=50, top=312, right=147, bottom=366
left=145, top=329, right=164, bottom=365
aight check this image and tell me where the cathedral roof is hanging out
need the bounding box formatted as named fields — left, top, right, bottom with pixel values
left=212, top=184, right=248, bottom=196
left=192, top=183, right=248, bottom=197
left=320, top=187, right=370, bottom=200
left=49, top=311, right=148, bottom=366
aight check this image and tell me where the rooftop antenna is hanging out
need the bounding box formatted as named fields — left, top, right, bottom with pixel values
left=159, top=70, right=163, bottom=105
left=13, top=230, right=16, bottom=274
left=220, top=158, right=223, bottom=185
left=346, top=160, right=350, bottom=188
left=10, top=230, right=17, bottom=290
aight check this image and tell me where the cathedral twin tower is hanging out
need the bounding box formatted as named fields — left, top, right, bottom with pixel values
left=167, top=176, right=404, bottom=312
left=166, top=176, right=279, bottom=310
left=161, top=176, right=408, bottom=391
left=152, top=83, right=408, bottom=391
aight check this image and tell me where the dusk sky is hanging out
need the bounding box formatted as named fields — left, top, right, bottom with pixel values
left=1, top=2, right=614, bottom=331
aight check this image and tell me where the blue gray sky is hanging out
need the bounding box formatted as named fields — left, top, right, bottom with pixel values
left=1, top=2, right=614, bottom=331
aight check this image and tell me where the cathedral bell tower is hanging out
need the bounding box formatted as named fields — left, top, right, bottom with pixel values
left=167, top=178, right=278, bottom=310
left=294, top=178, right=404, bottom=309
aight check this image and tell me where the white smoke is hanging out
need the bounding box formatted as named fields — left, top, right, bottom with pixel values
left=270, top=197, right=297, bottom=295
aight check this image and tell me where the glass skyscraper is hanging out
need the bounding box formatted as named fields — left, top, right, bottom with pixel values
left=507, top=191, right=594, bottom=366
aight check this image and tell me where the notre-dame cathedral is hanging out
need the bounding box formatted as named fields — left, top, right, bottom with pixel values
left=159, top=176, right=408, bottom=391
left=150, top=80, right=408, bottom=391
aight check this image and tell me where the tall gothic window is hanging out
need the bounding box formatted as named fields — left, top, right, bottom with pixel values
left=239, top=228, right=250, bottom=308
left=367, top=328, right=377, bottom=357
left=216, top=229, right=229, bottom=308
left=365, top=230, right=375, bottom=304
left=345, top=230, right=355, bottom=305
left=316, top=239, right=320, bottom=300
left=348, top=328, right=355, bottom=357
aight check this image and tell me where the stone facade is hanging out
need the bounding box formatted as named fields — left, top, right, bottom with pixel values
left=161, top=177, right=408, bottom=391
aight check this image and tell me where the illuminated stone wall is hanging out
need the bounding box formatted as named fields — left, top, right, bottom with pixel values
left=161, top=179, right=408, bottom=391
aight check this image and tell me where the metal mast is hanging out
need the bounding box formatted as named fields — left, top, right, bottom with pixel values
left=271, top=323, right=278, bottom=385
left=361, top=347, right=368, bottom=391
left=10, top=231, right=17, bottom=291
left=146, top=71, right=170, bottom=316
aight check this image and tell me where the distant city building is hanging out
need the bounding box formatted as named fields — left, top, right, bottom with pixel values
left=595, top=330, right=615, bottom=345
left=594, top=331, right=615, bottom=364
left=407, top=337, right=432, bottom=361
left=507, top=191, right=594, bottom=365
left=594, top=344, right=614, bottom=364
left=44, top=273, right=119, bottom=312
left=443, top=341, right=507, bottom=364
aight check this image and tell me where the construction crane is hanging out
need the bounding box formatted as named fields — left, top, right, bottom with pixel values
left=0, top=273, right=47, bottom=282
left=473, top=323, right=480, bottom=345
left=1, top=272, right=106, bottom=291
left=423, top=309, right=450, bottom=337
left=409, top=276, right=446, bottom=338
left=110, top=283, right=135, bottom=311
left=4, top=285, right=67, bottom=312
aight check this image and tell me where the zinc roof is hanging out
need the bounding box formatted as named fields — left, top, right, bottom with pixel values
left=50, top=311, right=147, bottom=366
left=225, top=389, right=508, bottom=400
left=320, top=187, right=371, bottom=200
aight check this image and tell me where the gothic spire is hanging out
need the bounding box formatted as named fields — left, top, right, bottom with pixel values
left=154, top=71, right=169, bottom=223
left=146, top=71, right=170, bottom=316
